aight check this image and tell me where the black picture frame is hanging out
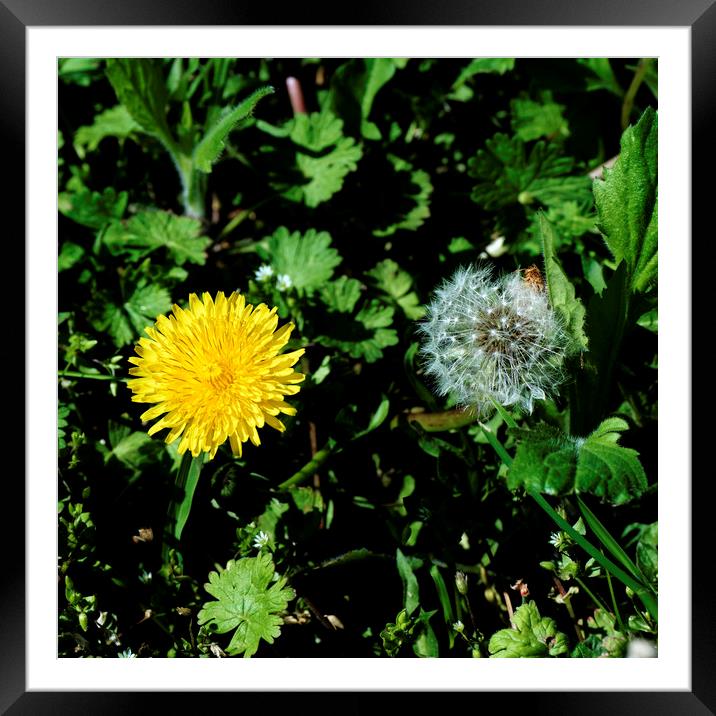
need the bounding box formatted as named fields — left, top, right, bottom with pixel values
left=6, top=1, right=708, bottom=713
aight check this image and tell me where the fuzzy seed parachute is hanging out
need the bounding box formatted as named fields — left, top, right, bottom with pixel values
left=419, top=265, right=568, bottom=415
left=128, top=291, right=305, bottom=459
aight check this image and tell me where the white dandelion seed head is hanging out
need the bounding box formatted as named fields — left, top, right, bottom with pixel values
left=276, top=274, right=293, bottom=292
left=254, top=264, right=274, bottom=282
left=418, top=264, right=568, bottom=416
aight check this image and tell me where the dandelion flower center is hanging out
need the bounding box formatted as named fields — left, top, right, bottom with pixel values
left=128, top=291, right=305, bottom=459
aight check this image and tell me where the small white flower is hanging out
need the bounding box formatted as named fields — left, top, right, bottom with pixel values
left=253, top=531, right=270, bottom=550
left=118, top=648, right=136, bottom=658
left=275, top=274, right=293, bottom=292
left=453, top=620, right=465, bottom=633
left=254, top=264, right=274, bottom=282
left=627, top=638, right=657, bottom=658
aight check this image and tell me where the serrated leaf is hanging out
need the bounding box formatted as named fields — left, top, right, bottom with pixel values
left=320, top=275, right=363, bottom=313
left=488, top=600, right=569, bottom=657
left=507, top=418, right=648, bottom=505
left=93, top=284, right=172, bottom=347
left=105, top=59, right=173, bottom=145
left=266, top=227, right=342, bottom=293
left=288, top=111, right=363, bottom=207
left=372, top=155, right=433, bottom=237
left=593, top=107, right=658, bottom=292
left=469, top=134, right=591, bottom=211
left=511, top=95, right=569, bottom=141
left=102, top=210, right=211, bottom=266
left=366, top=259, right=425, bottom=319
left=124, top=284, right=173, bottom=335
left=58, top=187, right=128, bottom=229
left=537, top=213, right=588, bottom=353
left=193, top=86, right=274, bottom=172
left=197, top=554, right=295, bottom=658
left=73, top=105, right=140, bottom=157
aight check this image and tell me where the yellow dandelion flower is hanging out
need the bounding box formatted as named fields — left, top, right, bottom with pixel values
left=127, top=291, right=305, bottom=460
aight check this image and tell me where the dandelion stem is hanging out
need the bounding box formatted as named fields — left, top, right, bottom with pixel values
left=58, top=370, right=128, bottom=382
left=277, top=439, right=337, bottom=491
left=621, top=58, right=653, bottom=131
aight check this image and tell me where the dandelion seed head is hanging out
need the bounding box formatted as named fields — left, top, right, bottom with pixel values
left=418, top=265, right=568, bottom=415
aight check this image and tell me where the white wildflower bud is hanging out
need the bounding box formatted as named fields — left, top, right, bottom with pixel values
left=418, top=265, right=568, bottom=416
left=276, top=274, right=293, bottom=292
left=254, top=264, right=274, bottom=282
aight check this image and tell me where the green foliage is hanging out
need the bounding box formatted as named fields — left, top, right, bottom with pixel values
left=102, top=210, right=211, bottom=266
left=594, top=108, right=658, bottom=293
left=538, top=213, right=588, bottom=353
left=197, top=554, right=295, bottom=657
left=508, top=418, right=648, bottom=505
left=286, top=110, right=363, bottom=207
left=264, top=226, right=341, bottom=293
left=58, top=58, right=658, bottom=660
left=193, top=86, right=275, bottom=172
left=468, top=133, right=592, bottom=211
left=488, top=601, right=569, bottom=657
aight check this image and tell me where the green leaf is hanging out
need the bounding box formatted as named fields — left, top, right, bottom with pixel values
left=488, top=601, right=569, bottom=657
left=58, top=405, right=70, bottom=450
left=570, top=262, right=630, bottom=434
left=288, top=110, right=363, bottom=207
left=366, top=259, right=425, bottom=319
left=93, top=283, right=172, bottom=347
left=197, top=554, right=295, bottom=658
left=511, top=94, right=569, bottom=141
left=320, top=276, right=363, bottom=313
left=105, top=59, right=174, bottom=147
left=266, top=227, right=342, bottom=294
left=73, top=105, right=140, bottom=157
left=454, top=58, right=515, bottom=87
left=330, top=58, right=405, bottom=139
left=537, top=213, right=588, bottom=353
left=636, top=522, right=658, bottom=584
left=508, top=418, right=648, bottom=505
left=58, top=187, right=128, bottom=229
left=105, top=426, right=159, bottom=470
left=396, top=549, right=420, bottom=615
left=102, top=210, right=211, bottom=266
left=193, top=86, right=274, bottom=172
left=58, top=242, right=85, bottom=272
left=123, top=284, right=173, bottom=335
left=578, top=58, right=624, bottom=96
left=372, top=155, right=433, bottom=237
left=593, top=107, right=658, bottom=292
left=469, top=134, right=591, bottom=211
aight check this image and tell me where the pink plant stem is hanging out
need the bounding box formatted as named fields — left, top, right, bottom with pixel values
left=286, top=76, right=307, bottom=115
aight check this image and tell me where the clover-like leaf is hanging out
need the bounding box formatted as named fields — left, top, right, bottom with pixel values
left=288, top=110, right=363, bottom=207
left=265, top=227, right=342, bottom=294
left=488, top=600, right=569, bottom=657
left=102, top=210, right=211, bottom=266
left=197, top=554, right=295, bottom=658
left=507, top=417, right=648, bottom=505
